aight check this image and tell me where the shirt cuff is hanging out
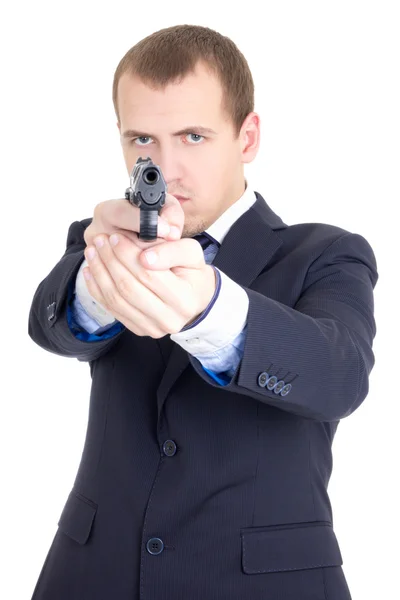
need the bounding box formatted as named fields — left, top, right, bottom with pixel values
left=170, top=267, right=249, bottom=355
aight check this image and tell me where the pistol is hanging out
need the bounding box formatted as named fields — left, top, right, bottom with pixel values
left=125, top=156, right=167, bottom=242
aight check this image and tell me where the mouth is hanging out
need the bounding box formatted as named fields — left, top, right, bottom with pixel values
left=174, top=195, right=189, bottom=203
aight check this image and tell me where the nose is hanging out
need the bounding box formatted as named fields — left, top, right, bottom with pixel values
left=155, top=149, right=183, bottom=188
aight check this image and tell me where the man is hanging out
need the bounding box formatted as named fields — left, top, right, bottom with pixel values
left=28, top=24, right=378, bottom=600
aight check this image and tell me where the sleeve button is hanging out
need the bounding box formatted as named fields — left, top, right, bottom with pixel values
left=257, top=372, right=269, bottom=387
left=280, top=383, right=292, bottom=396
left=266, top=376, right=278, bottom=390
left=273, top=380, right=286, bottom=394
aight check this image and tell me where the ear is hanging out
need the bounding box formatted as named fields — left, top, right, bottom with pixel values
left=240, top=112, right=261, bottom=164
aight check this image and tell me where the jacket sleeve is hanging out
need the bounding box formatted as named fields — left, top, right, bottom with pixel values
left=188, top=232, right=379, bottom=422
left=28, top=218, right=126, bottom=362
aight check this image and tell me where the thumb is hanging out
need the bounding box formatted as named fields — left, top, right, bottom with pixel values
left=159, top=193, right=185, bottom=239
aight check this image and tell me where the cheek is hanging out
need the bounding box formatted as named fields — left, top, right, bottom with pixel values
left=204, top=152, right=236, bottom=193
left=185, top=144, right=238, bottom=205
left=192, top=147, right=230, bottom=182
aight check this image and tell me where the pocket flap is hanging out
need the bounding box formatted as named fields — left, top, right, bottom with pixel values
left=57, top=490, right=98, bottom=545
left=241, top=521, right=343, bottom=574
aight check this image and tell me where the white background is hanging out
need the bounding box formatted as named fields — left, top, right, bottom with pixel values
left=1, top=1, right=399, bottom=598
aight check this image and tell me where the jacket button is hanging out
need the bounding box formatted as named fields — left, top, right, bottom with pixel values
left=273, top=380, right=285, bottom=394
left=146, top=538, right=164, bottom=555
left=280, top=383, right=292, bottom=396
left=266, top=375, right=278, bottom=390
left=257, top=372, right=269, bottom=387
left=163, top=440, right=177, bottom=456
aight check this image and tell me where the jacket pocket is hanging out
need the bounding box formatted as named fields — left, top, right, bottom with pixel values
left=241, top=521, right=342, bottom=574
left=57, top=490, right=98, bottom=545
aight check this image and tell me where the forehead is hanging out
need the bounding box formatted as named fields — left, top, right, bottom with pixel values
left=117, top=62, right=227, bottom=128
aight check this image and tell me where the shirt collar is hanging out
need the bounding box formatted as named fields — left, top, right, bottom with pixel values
left=203, top=179, right=258, bottom=246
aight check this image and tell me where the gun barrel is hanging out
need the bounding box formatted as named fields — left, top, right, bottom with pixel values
left=142, top=168, right=160, bottom=185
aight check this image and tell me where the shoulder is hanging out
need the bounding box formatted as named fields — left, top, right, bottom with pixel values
left=279, top=221, right=377, bottom=275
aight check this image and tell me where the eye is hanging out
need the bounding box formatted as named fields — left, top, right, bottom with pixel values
left=186, top=133, right=204, bottom=144
left=131, top=136, right=152, bottom=145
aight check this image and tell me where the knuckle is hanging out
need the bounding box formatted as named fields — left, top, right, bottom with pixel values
left=145, top=324, right=162, bottom=338
left=168, top=322, right=182, bottom=335
left=152, top=330, right=164, bottom=339
left=181, top=298, right=196, bottom=319
left=152, top=318, right=169, bottom=337
left=124, top=231, right=139, bottom=244
left=129, top=324, right=144, bottom=337
left=102, top=287, right=119, bottom=310
left=138, top=268, right=156, bottom=286
left=93, top=202, right=104, bottom=223
left=163, top=314, right=184, bottom=335
left=182, top=309, right=193, bottom=325
left=95, top=199, right=107, bottom=212
left=117, top=276, right=132, bottom=299
left=83, top=226, right=94, bottom=247
left=113, top=199, right=126, bottom=219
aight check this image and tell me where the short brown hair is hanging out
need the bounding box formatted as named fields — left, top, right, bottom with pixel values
left=112, top=24, right=254, bottom=138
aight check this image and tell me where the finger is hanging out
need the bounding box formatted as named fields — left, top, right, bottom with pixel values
left=159, top=193, right=185, bottom=238
left=82, top=266, right=109, bottom=309
left=83, top=247, right=164, bottom=336
left=81, top=263, right=147, bottom=332
left=139, top=237, right=204, bottom=270
left=83, top=265, right=165, bottom=338
left=107, top=225, right=179, bottom=250
left=111, top=235, right=193, bottom=311
left=84, top=243, right=133, bottom=314
left=98, top=198, right=177, bottom=241
left=106, top=233, right=191, bottom=307
left=88, top=235, right=187, bottom=331
left=83, top=267, right=137, bottom=329
left=126, top=231, right=174, bottom=252
left=83, top=266, right=161, bottom=337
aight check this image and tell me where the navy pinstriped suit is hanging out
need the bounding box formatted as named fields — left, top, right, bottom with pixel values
left=28, top=191, right=378, bottom=599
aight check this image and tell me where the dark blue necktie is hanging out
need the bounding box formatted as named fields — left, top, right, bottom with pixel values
left=193, top=232, right=219, bottom=251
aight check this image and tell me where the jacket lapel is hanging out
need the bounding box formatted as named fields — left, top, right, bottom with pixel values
left=156, top=192, right=287, bottom=419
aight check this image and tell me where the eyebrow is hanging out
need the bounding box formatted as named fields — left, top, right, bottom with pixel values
left=121, top=126, right=218, bottom=139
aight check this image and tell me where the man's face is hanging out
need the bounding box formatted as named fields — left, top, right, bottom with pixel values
left=117, top=60, right=259, bottom=238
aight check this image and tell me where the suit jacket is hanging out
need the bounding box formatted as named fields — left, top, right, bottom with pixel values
left=28, top=192, right=378, bottom=600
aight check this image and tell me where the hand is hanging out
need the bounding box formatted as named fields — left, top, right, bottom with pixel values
left=83, top=193, right=185, bottom=250
left=83, top=232, right=217, bottom=337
